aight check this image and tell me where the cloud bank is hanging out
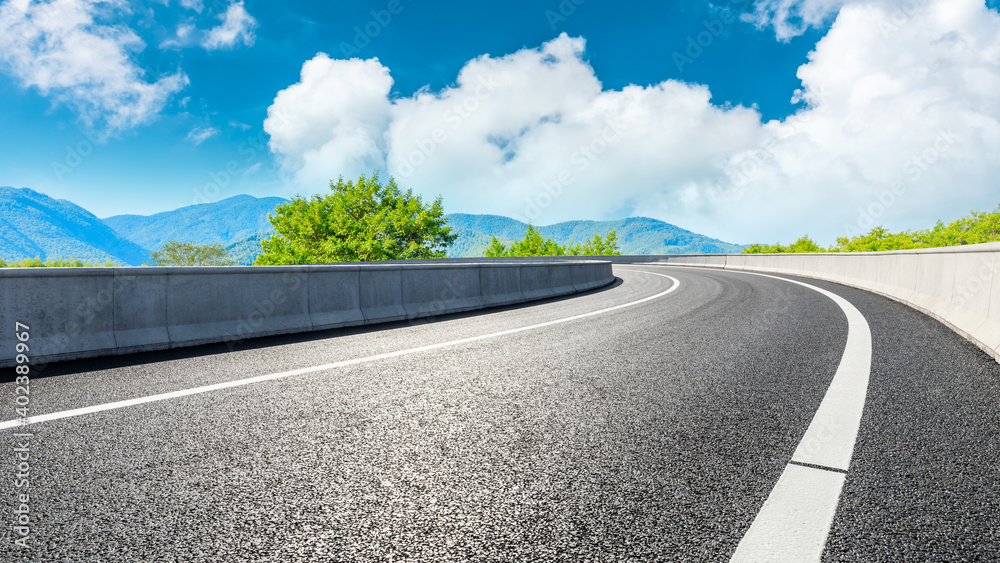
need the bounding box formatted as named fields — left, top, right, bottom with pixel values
left=0, top=0, right=188, bottom=136
left=266, top=0, right=1000, bottom=244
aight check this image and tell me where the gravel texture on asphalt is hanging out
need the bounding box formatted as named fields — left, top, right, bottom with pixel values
left=1, top=265, right=994, bottom=561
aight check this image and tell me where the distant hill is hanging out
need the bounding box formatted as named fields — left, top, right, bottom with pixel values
left=104, top=194, right=288, bottom=251
left=223, top=232, right=271, bottom=266
left=445, top=214, right=742, bottom=257
left=0, top=187, right=151, bottom=265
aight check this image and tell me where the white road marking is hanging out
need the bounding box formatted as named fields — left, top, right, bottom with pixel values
left=638, top=265, right=872, bottom=562
left=0, top=272, right=680, bottom=431
left=731, top=464, right=848, bottom=561
left=730, top=271, right=871, bottom=563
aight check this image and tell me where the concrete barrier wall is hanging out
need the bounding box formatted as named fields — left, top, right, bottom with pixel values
left=635, top=244, right=1000, bottom=363
left=0, top=261, right=614, bottom=367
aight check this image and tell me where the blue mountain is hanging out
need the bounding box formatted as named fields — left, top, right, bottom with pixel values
left=103, top=194, right=289, bottom=251
left=0, top=187, right=151, bottom=265
left=445, top=213, right=743, bottom=257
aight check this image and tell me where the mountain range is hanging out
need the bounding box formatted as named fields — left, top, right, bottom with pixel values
left=0, top=188, right=742, bottom=265
left=0, top=187, right=151, bottom=265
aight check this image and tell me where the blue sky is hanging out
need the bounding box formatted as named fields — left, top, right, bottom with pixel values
left=1, top=0, right=998, bottom=244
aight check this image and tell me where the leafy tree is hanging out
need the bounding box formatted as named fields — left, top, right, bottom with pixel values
left=0, top=256, right=121, bottom=267
left=151, top=241, right=232, bottom=266
left=485, top=225, right=563, bottom=257
left=742, top=242, right=792, bottom=254
left=786, top=235, right=825, bottom=253
left=832, top=226, right=921, bottom=252
left=484, top=236, right=509, bottom=258
left=565, top=230, right=621, bottom=256
left=744, top=205, right=1000, bottom=254
left=485, top=226, right=621, bottom=257
left=255, top=172, right=457, bottom=264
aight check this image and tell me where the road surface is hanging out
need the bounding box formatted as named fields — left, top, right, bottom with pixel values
left=3, top=265, right=998, bottom=561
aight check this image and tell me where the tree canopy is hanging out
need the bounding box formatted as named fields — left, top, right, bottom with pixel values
left=255, top=172, right=456, bottom=265
left=0, top=257, right=121, bottom=268
left=743, top=205, right=1000, bottom=253
left=151, top=241, right=232, bottom=266
left=485, top=225, right=621, bottom=257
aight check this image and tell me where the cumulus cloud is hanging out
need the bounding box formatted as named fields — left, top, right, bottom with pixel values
left=0, top=0, right=188, bottom=136
left=266, top=1, right=1000, bottom=244
left=264, top=55, right=394, bottom=187
left=202, top=1, right=256, bottom=50
left=727, top=0, right=1000, bottom=240
left=179, top=0, right=202, bottom=13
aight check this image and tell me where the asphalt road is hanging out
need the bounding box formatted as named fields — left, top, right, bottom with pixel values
left=2, top=265, right=998, bottom=561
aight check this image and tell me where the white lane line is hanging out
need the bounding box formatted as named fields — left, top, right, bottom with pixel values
left=634, top=265, right=872, bottom=562
left=1, top=272, right=680, bottom=431
left=732, top=464, right=848, bottom=560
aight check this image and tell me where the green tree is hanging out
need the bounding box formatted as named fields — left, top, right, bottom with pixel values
left=484, top=236, right=509, bottom=258
left=833, top=226, right=921, bottom=252
left=256, top=172, right=457, bottom=264
left=151, top=241, right=232, bottom=266
left=568, top=230, right=621, bottom=256
left=742, top=242, right=791, bottom=254
left=786, top=235, right=825, bottom=253
left=743, top=204, right=1000, bottom=254
left=485, top=226, right=621, bottom=257
left=0, top=256, right=119, bottom=267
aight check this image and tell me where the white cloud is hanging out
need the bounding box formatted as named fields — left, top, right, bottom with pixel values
left=0, top=0, right=188, bottom=136
left=724, top=0, right=1000, bottom=241
left=746, top=0, right=848, bottom=39
left=179, top=0, right=202, bottom=13
left=264, top=55, right=394, bottom=187
left=160, top=23, right=197, bottom=49
left=202, top=1, right=256, bottom=50
left=266, top=1, right=1000, bottom=245
left=185, top=125, right=218, bottom=145
left=159, top=21, right=194, bottom=49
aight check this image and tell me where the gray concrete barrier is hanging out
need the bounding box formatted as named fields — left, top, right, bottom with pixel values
left=628, top=244, right=1000, bottom=363
left=0, top=261, right=614, bottom=367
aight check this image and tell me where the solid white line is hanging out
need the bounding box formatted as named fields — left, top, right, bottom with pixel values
left=632, top=264, right=872, bottom=562
left=729, top=271, right=871, bottom=562
left=749, top=272, right=873, bottom=473
left=1, top=272, right=680, bottom=431
left=731, top=464, right=848, bottom=560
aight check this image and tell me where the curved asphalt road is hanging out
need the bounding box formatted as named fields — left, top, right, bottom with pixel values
left=2, top=265, right=998, bottom=561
